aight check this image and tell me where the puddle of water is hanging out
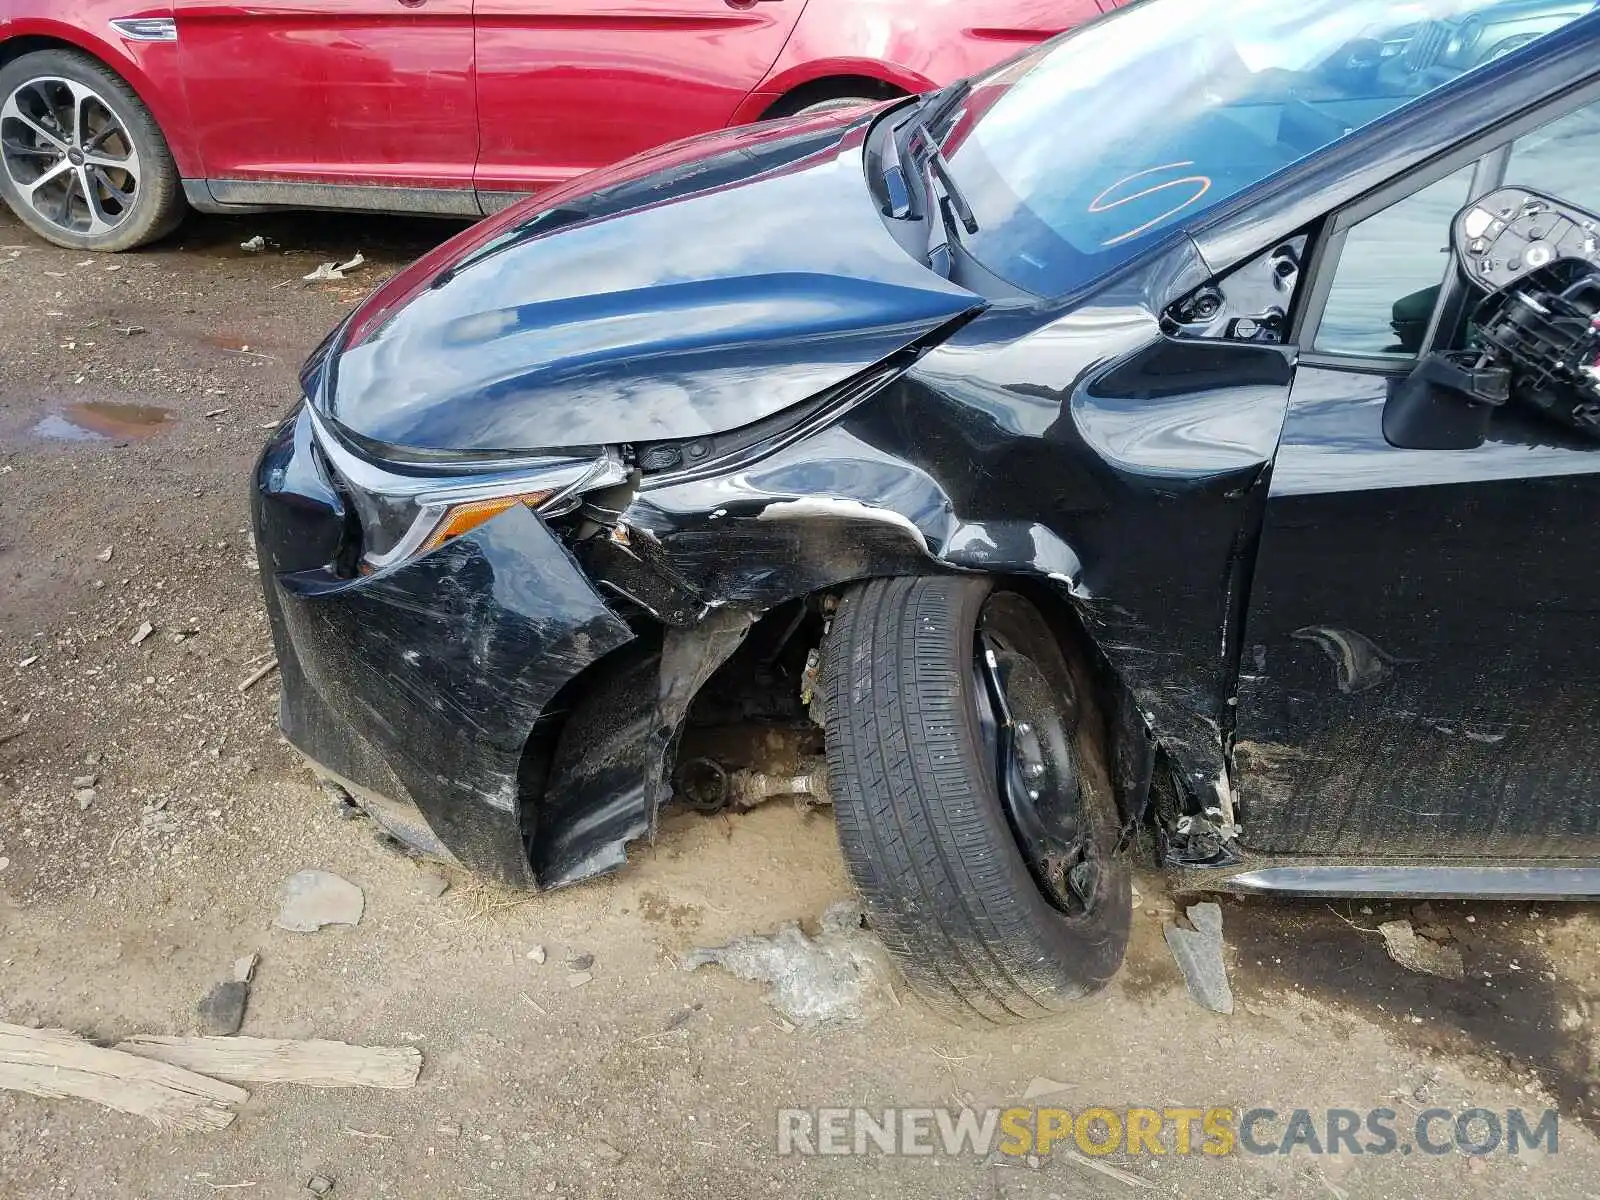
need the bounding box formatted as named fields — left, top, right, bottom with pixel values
left=30, top=401, right=172, bottom=442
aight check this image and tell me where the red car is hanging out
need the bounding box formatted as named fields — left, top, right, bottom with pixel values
left=0, top=0, right=1114, bottom=252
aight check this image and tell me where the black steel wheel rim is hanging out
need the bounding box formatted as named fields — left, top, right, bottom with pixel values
left=974, top=622, right=1103, bottom=917
left=1, top=76, right=141, bottom=237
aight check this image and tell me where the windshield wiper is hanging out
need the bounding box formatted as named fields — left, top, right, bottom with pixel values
left=916, top=79, right=973, bottom=143
left=923, top=143, right=978, bottom=236
left=906, top=127, right=979, bottom=276
left=874, top=88, right=980, bottom=275
left=876, top=115, right=914, bottom=219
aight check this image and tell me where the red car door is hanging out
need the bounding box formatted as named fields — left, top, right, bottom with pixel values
left=174, top=0, right=478, bottom=210
left=472, top=0, right=807, bottom=203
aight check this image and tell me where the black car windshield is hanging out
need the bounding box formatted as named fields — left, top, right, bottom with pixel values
left=941, top=0, right=1595, bottom=296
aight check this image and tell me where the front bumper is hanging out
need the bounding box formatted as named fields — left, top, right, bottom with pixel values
left=252, top=406, right=636, bottom=886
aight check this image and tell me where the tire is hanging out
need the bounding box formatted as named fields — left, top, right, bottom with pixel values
left=0, top=50, right=185, bottom=251
left=789, top=96, right=881, bottom=117
left=823, top=575, right=1132, bottom=1024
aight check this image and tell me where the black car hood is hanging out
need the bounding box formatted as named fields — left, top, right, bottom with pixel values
left=321, top=115, right=983, bottom=455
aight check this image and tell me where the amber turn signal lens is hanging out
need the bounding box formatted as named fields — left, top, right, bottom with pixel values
left=419, top=490, right=554, bottom=554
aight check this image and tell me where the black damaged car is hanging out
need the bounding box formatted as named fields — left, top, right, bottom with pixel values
left=254, top=0, right=1600, bottom=1023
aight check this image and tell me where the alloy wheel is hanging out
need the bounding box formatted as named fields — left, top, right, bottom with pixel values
left=1, top=76, right=141, bottom=238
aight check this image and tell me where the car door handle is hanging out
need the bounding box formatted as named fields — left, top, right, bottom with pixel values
left=397, top=0, right=426, bottom=7
left=724, top=0, right=783, bottom=7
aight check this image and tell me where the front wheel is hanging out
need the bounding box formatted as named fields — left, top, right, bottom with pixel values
left=823, top=576, right=1131, bottom=1024
left=0, top=50, right=185, bottom=251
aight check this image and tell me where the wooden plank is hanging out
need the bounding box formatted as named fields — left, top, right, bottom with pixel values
left=115, top=1036, right=422, bottom=1089
left=0, top=1023, right=245, bottom=1132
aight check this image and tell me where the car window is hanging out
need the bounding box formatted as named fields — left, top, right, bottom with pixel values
left=1507, top=97, right=1600, bottom=212
left=1313, top=95, right=1600, bottom=357
left=1314, top=165, right=1476, bottom=355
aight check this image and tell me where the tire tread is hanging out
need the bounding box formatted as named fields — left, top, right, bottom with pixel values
left=824, top=576, right=1128, bottom=1025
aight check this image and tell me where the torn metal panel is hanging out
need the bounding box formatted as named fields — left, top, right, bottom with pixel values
left=577, top=521, right=708, bottom=626
left=613, top=253, right=1293, bottom=827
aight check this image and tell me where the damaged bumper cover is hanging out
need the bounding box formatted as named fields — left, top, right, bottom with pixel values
left=255, top=405, right=651, bottom=887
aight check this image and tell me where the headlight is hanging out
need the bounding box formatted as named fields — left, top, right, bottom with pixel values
left=307, top=408, right=627, bottom=571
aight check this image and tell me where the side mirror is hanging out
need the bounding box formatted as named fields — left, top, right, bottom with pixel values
left=1383, top=351, right=1508, bottom=450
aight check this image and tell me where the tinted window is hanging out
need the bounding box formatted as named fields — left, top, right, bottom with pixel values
left=1315, top=93, right=1600, bottom=356
left=1316, top=166, right=1475, bottom=355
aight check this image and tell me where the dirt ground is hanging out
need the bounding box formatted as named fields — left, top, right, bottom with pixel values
left=5, top=205, right=1600, bottom=1200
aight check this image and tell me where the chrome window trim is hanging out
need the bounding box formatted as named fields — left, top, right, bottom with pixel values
left=1221, top=864, right=1600, bottom=899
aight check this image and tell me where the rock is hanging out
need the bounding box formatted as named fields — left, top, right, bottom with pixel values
left=568, top=953, right=594, bottom=971
left=141, top=809, right=179, bottom=834
left=130, top=621, right=154, bottom=646
left=305, top=1174, right=335, bottom=1196
left=0, top=858, right=9, bottom=871
left=197, top=980, right=249, bottom=1035
left=1466, top=1155, right=1487, bottom=1175
left=74, top=788, right=96, bottom=811
left=1379, top=920, right=1465, bottom=981
left=664, top=1007, right=695, bottom=1032
left=85, top=752, right=101, bottom=766
left=239, top=235, right=266, bottom=252
left=95, top=545, right=114, bottom=562
left=414, top=870, right=449, bottom=898
left=233, top=952, right=258, bottom=983
left=275, top=870, right=364, bottom=932
left=593, top=1141, right=624, bottom=1164
left=566, top=971, right=593, bottom=989
left=527, top=945, right=546, bottom=964
left=1163, top=902, right=1234, bottom=1014
left=72, top=774, right=98, bottom=789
